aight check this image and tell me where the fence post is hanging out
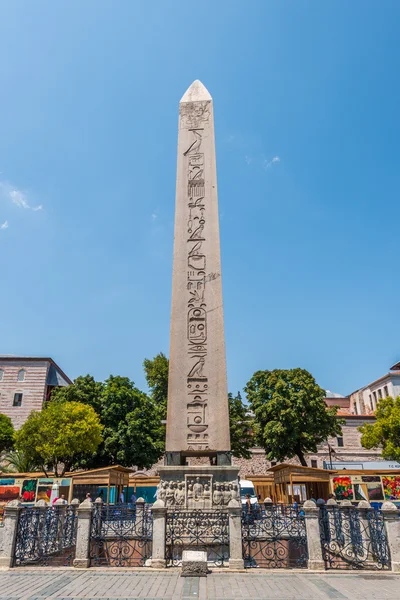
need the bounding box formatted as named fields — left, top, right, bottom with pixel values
left=228, top=499, right=244, bottom=569
left=381, top=501, right=400, bottom=572
left=303, top=500, right=325, bottom=570
left=0, top=499, right=21, bottom=568
left=136, top=498, right=145, bottom=536
left=73, top=498, right=93, bottom=568
left=151, top=499, right=167, bottom=568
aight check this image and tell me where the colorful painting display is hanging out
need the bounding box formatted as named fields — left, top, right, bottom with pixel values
left=36, top=485, right=52, bottom=503
left=332, top=476, right=354, bottom=500
left=382, top=476, right=400, bottom=501
left=0, top=486, right=20, bottom=502
left=21, top=479, right=37, bottom=503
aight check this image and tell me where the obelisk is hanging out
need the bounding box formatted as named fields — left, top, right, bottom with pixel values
left=166, top=80, right=231, bottom=464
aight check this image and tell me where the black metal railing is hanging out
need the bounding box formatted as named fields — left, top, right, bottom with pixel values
left=166, top=509, right=229, bottom=567
left=89, top=502, right=153, bottom=567
left=242, top=503, right=308, bottom=569
left=13, top=504, right=78, bottom=567
left=319, top=505, right=390, bottom=570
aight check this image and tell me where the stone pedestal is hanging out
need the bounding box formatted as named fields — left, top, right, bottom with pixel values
left=151, top=500, right=167, bottom=569
left=228, top=499, right=244, bottom=569
left=73, top=498, right=93, bottom=568
left=381, top=501, right=400, bottom=572
left=0, top=500, right=20, bottom=568
left=303, top=500, right=325, bottom=571
left=157, top=465, right=240, bottom=509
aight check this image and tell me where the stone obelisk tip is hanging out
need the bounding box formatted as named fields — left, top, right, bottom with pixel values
left=180, top=80, right=212, bottom=103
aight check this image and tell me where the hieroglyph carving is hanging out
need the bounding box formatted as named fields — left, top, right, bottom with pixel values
left=180, top=100, right=213, bottom=452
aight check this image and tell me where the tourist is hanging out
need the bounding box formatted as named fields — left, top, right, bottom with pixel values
left=86, top=493, right=93, bottom=502
left=119, top=490, right=125, bottom=503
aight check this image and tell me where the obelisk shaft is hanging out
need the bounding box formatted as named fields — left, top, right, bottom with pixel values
left=166, top=81, right=230, bottom=456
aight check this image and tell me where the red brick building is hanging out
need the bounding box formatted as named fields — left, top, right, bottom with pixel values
left=0, top=356, right=71, bottom=429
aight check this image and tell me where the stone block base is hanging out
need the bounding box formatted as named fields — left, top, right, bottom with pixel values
left=308, top=560, right=325, bottom=571
left=150, top=559, right=166, bottom=569
left=73, top=558, right=90, bottom=568
left=181, top=561, right=208, bottom=577
left=392, top=561, right=400, bottom=573
left=0, top=558, right=11, bottom=568
left=229, top=558, right=244, bottom=569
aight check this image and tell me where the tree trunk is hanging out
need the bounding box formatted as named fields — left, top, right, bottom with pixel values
left=296, top=447, right=308, bottom=467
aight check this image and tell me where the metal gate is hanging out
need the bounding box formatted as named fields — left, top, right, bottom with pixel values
left=242, top=504, right=308, bottom=569
left=166, top=509, right=229, bottom=567
left=89, top=503, right=152, bottom=567
left=319, top=505, right=390, bottom=570
left=13, top=504, right=78, bottom=567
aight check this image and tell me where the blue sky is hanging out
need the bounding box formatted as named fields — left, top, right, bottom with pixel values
left=1, top=1, right=399, bottom=398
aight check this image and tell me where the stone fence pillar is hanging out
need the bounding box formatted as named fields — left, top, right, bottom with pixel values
left=73, top=498, right=93, bottom=568
left=135, top=498, right=145, bottom=536
left=381, top=501, right=400, bottom=572
left=151, top=499, right=167, bottom=568
left=0, top=499, right=21, bottom=568
left=228, top=499, right=244, bottom=569
left=303, top=500, right=325, bottom=570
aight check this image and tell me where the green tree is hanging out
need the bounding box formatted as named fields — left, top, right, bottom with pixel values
left=359, top=396, right=400, bottom=460
left=228, top=392, right=254, bottom=459
left=245, top=368, right=343, bottom=466
left=50, top=375, right=104, bottom=414
left=2, top=449, right=41, bottom=473
left=0, top=414, right=14, bottom=453
left=98, top=375, right=165, bottom=469
left=14, top=401, right=103, bottom=476
left=143, top=353, right=169, bottom=419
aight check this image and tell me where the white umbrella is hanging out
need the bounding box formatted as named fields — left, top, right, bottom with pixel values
left=49, top=482, right=59, bottom=504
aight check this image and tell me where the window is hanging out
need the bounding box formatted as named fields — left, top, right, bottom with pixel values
left=311, top=459, right=318, bottom=468
left=13, top=393, right=23, bottom=407
left=17, top=369, right=25, bottom=382
left=384, top=386, right=389, bottom=397
left=369, top=394, right=373, bottom=410
left=378, top=388, right=383, bottom=399
left=337, top=436, right=344, bottom=447
left=0, top=369, right=3, bottom=381
left=353, top=403, right=358, bottom=415
left=270, top=461, right=277, bottom=467
left=373, top=391, right=377, bottom=405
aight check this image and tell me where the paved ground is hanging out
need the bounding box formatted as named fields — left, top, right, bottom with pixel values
left=0, top=569, right=398, bottom=600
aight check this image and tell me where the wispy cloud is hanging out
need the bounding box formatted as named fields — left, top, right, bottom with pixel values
left=10, top=189, right=29, bottom=209
left=0, top=181, right=43, bottom=211
left=245, top=155, right=253, bottom=165
left=263, top=156, right=281, bottom=169
left=151, top=210, right=158, bottom=221
left=0, top=220, right=8, bottom=230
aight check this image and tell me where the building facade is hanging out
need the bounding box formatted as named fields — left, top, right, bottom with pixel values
left=0, top=357, right=71, bottom=429
left=350, top=361, right=400, bottom=415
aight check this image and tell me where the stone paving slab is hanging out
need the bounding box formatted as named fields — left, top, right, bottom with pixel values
left=0, top=569, right=398, bottom=599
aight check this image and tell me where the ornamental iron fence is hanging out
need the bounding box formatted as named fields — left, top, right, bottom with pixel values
left=13, top=504, right=78, bottom=567
left=166, top=509, right=229, bottom=567
left=242, top=504, right=308, bottom=569
left=89, top=502, right=153, bottom=567
left=319, top=505, right=390, bottom=570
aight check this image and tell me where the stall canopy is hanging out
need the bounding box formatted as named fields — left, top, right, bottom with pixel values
left=268, top=463, right=334, bottom=503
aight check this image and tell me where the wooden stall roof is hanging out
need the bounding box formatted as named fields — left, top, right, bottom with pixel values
left=332, top=468, right=400, bottom=477
left=269, top=463, right=334, bottom=484
left=71, top=465, right=135, bottom=486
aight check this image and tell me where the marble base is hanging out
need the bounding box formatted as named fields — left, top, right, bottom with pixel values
left=157, top=465, right=240, bottom=509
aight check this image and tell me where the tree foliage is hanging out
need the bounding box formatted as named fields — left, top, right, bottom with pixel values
left=50, top=375, right=104, bottom=414
left=0, top=414, right=14, bottom=453
left=228, top=392, right=254, bottom=459
left=14, top=401, right=103, bottom=476
left=245, top=368, right=343, bottom=466
left=359, top=396, right=400, bottom=460
left=98, top=375, right=165, bottom=469
left=51, top=374, right=165, bottom=470
left=143, top=353, right=169, bottom=420
left=2, top=449, right=41, bottom=473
